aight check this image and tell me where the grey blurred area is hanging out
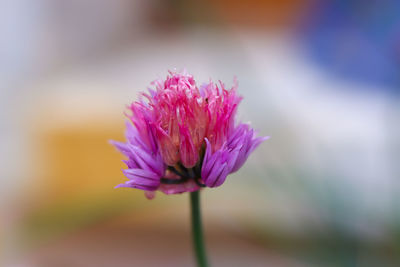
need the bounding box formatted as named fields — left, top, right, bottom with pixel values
left=1, top=0, right=400, bottom=266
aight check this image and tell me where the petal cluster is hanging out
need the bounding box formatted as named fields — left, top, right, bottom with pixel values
left=111, top=70, right=268, bottom=198
left=110, top=122, right=165, bottom=191
left=201, top=124, right=270, bottom=187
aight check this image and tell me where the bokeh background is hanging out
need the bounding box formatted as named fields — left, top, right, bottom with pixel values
left=1, top=0, right=400, bottom=266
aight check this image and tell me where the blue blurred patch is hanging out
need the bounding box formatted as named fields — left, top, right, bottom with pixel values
left=301, top=0, right=400, bottom=93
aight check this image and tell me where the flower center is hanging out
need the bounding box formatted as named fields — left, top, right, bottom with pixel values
left=160, top=165, right=206, bottom=187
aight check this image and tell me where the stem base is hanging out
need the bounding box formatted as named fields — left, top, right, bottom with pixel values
left=190, top=190, right=208, bottom=267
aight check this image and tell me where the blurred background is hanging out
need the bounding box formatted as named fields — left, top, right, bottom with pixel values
left=1, top=0, right=400, bottom=266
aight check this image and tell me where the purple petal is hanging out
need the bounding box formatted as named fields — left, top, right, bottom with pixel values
left=229, top=127, right=269, bottom=173
left=109, top=140, right=131, bottom=156
left=227, top=123, right=248, bottom=147
left=225, top=147, right=240, bottom=171
left=115, top=181, right=157, bottom=191
left=248, top=136, right=270, bottom=154
left=212, top=163, right=230, bottom=187
left=203, top=138, right=212, bottom=163
left=122, top=159, right=138, bottom=169
left=201, top=139, right=218, bottom=178
left=123, top=168, right=160, bottom=181
left=119, top=168, right=161, bottom=190
left=201, top=145, right=235, bottom=188
left=125, top=121, right=141, bottom=144
left=203, top=161, right=228, bottom=187
left=128, top=144, right=164, bottom=176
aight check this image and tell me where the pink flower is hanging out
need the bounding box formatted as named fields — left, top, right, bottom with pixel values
left=111, top=70, right=268, bottom=198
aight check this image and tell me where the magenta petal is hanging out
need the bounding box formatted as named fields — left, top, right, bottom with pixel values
left=179, top=125, right=198, bottom=168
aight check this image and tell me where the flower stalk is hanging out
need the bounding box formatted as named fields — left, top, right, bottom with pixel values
left=190, top=190, right=208, bottom=267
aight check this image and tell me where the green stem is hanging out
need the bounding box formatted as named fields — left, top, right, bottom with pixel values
left=190, top=190, right=208, bottom=267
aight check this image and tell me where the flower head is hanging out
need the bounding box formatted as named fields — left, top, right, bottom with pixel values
left=111, top=70, right=269, bottom=198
